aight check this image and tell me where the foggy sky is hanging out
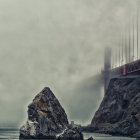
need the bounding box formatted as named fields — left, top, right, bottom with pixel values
left=0, top=0, right=139, bottom=127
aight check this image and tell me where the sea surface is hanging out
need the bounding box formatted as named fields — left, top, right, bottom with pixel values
left=0, top=129, right=137, bottom=140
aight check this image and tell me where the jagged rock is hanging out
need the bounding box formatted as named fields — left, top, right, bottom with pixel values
left=57, top=127, right=84, bottom=140
left=19, top=87, right=69, bottom=139
left=133, top=131, right=140, bottom=138
left=91, top=78, right=140, bottom=138
left=86, top=136, right=95, bottom=140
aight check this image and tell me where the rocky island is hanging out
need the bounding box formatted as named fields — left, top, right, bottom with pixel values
left=19, top=87, right=84, bottom=140
left=19, top=77, right=140, bottom=139
left=90, top=77, right=140, bottom=138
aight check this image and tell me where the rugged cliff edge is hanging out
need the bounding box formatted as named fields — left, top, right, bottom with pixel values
left=91, top=77, right=140, bottom=138
left=19, top=87, right=69, bottom=139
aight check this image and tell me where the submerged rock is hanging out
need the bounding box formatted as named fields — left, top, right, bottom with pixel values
left=86, top=136, right=95, bottom=140
left=19, top=87, right=69, bottom=139
left=91, top=78, right=140, bottom=138
left=57, top=127, right=84, bottom=140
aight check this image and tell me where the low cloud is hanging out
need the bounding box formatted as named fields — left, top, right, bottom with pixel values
left=0, top=0, right=139, bottom=128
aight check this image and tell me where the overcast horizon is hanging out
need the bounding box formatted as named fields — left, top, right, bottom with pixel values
left=0, top=0, right=139, bottom=127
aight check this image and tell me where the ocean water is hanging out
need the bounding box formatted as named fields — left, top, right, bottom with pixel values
left=84, top=133, right=137, bottom=140
left=0, top=129, right=137, bottom=140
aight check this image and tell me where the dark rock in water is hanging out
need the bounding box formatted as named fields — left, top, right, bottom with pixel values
left=57, top=127, right=84, bottom=140
left=91, top=78, right=140, bottom=138
left=86, top=136, right=95, bottom=140
left=19, top=87, right=69, bottom=139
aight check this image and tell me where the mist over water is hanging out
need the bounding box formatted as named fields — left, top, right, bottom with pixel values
left=0, top=130, right=136, bottom=140
left=0, top=0, right=139, bottom=128
left=61, top=74, right=104, bottom=125
left=84, top=133, right=137, bottom=140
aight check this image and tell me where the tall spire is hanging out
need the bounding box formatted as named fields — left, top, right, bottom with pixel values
left=129, top=20, right=131, bottom=62
left=122, top=31, right=124, bottom=65
left=119, top=42, right=121, bottom=66
left=125, top=27, right=127, bottom=63
left=116, top=47, right=118, bottom=67
left=137, top=8, right=139, bottom=59
left=133, top=16, right=135, bottom=60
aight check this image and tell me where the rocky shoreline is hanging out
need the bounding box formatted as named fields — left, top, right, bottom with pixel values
left=88, top=78, right=140, bottom=138
left=19, top=77, right=140, bottom=139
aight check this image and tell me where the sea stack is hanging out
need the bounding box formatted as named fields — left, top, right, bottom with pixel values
left=19, top=87, right=69, bottom=139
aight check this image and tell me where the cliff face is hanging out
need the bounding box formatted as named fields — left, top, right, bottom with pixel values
left=20, top=87, right=69, bottom=139
left=91, top=78, right=140, bottom=138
